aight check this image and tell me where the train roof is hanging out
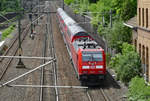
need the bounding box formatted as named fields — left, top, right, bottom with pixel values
left=73, top=37, right=102, bottom=52
left=57, top=8, right=69, bottom=21
left=57, top=8, right=87, bottom=37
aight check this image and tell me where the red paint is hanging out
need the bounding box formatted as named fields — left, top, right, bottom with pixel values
left=56, top=10, right=106, bottom=81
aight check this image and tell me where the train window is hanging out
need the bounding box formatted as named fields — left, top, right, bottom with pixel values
left=75, top=32, right=88, bottom=36
left=82, top=52, right=103, bottom=62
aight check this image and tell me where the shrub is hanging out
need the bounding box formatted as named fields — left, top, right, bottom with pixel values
left=128, top=77, right=150, bottom=101
left=109, top=43, right=142, bottom=84
left=2, top=24, right=15, bottom=40
left=64, top=0, right=74, bottom=5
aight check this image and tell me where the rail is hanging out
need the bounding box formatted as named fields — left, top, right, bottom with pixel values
left=100, top=88, right=111, bottom=101
left=49, top=5, right=59, bottom=100
left=0, top=24, right=30, bottom=80
left=39, top=15, right=47, bottom=101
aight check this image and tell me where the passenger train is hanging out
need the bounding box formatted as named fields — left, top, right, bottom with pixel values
left=56, top=8, right=106, bottom=85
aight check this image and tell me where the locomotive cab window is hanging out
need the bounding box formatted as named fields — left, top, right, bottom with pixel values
left=75, top=32, right=88, bottom=37
left=82, top=51, right=103, bottom=62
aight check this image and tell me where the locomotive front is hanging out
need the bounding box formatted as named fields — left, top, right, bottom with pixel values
left=78, top=48, right=106, bottom=84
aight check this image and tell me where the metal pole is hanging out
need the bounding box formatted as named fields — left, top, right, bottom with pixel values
left=37, top=0, right=39, bottom=24
left=18, top=14, right=21, bottom=50
left=16, top=12, right=26, bottom=68
left=30, top=2, right=34, bottom=39
left=63, top=0, right=64, bottom=10
left=0, top=14, right=11, bottom=23
left=31, top=3, right=33, bottom=33
left=7, top=85, right=88, bottom=88
left=30, top=14, right=33, bottom=37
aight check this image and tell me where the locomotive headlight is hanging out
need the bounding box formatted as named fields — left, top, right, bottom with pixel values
left=82, top=66, right=89, bottom=69
left=96, top=65, right=103, bottom=69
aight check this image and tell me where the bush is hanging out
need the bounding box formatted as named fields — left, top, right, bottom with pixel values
left=64, top=0, right=74, bottom=5
left=109, top=54, right=120, bottom=70
left=97, top=21, right=132, bottom=53
left=128, top=77, right=150, bottom=101
left=109, top=43, right=142, bottom=84
left=2, top=24, right=15, bottom=40
left=0, top=0, right=21, bottom=12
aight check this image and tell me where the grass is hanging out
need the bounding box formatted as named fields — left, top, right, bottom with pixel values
left=1, top=23, right=16, bottom=40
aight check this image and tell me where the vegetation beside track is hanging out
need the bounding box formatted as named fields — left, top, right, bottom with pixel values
left=1, top=23, right=16, bottom=40
left=109, top=43, right=141, bottom=84
left=0, top=0, right=20, bottom=40
left=128, top=77, right=150, bottom=101
left=0, top=0, right=21, bottom=14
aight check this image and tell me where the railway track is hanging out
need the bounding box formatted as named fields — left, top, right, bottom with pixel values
left=0, top=10, right=51, bottom=100
left=0, top=22, right=30, bottom=81
left=39, top=19, right=47, bottom=101
left=0, top=11, right=45, bottom=80
left=51, top=1, right=91, bottom=101
left=0, top=19, right=30, bottom=62
left=49, top=3, right=59, bottom=101
left=38, top=2, right=59, bottom=101
left=0, top=1, right=57, bottom=101
left=54, top=1, right=113, bottom=101
left=86, top=88, right=111, bottom=101
left=100, top=88, right=111, bottom=101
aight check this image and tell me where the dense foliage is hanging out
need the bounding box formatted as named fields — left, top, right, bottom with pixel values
left=109, top=43, right=141, bottom=84
left=0, top=0, right=21, bottom=13
left=128, top=77, right=150, bottom=101
left=98, top=21, right=132, bottom=52
left=64, top=0, right=74, bottom=5
left=112, top=0, right=137, bottom=21
left=66, top=0, right=137, bottom=21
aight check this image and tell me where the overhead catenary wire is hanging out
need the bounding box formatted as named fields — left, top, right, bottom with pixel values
left=0, top=56, right=53, bottom=60
left=6, top=84, right=88, bottom=89
left=0, top=60, right=55, bottom=87
left=0, top=13, right=12, bottom=23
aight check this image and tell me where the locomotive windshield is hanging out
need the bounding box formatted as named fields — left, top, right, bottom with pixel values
left=75, top=32, right=88, bottom=36
left=82, top=51, right=103, bottom=62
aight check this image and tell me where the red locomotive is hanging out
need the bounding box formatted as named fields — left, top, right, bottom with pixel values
left=57, top=8, right=106, bottom=85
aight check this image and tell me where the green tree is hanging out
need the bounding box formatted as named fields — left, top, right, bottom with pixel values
left=64, top=0, right=74, bottom=5
left=112, top=0, right=137, bottom=21
left=98, top=21, right=132, bottom=52
left=128, top=77, right=150, bottom=101
left=0, top=0, right=20, bottom=12
left=79, top=0, right=89, bottom=14
left=109, top=43, right=142, bottom=84
left=89, top=0, right=112, bottom=26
